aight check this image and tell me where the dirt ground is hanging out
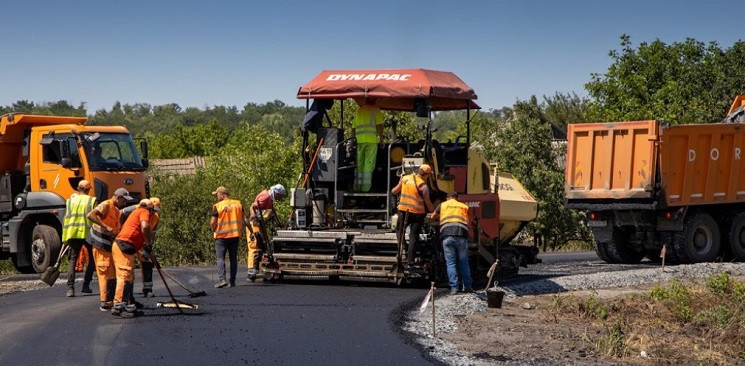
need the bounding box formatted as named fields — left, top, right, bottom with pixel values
left=441, top=292, right=627, bottom=365
left=438, top=281, right=744, bottom=366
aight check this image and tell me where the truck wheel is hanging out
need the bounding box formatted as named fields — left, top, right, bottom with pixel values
left=30, top=225, right=61, bottom=273
left=593, top=240, right=611, bottom=262
left=673, top=213, right=720, bottom=263
left=603, top=228, right=645, bottom=264
left=727, top=212, right=745, bottom=261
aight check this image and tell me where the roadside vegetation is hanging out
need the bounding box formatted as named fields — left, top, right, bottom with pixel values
left=2, top=35, right=745, bottom=267
left=553, top=273, right=745, bottom=365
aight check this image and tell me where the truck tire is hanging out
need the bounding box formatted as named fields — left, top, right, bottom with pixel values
left=727, top=212, right=745, bottom=261
left=593, top=240, right=611, bottom=262
left=673, top=213, right=720, bottom=264
left=30, top=225, right=61, bottom=273
left=601, top=228, right=645, bottom=264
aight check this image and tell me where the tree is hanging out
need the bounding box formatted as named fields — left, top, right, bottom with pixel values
left=585, top=35, right=745, bottom=124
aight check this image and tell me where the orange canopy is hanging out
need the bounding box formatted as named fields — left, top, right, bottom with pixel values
left=297, top=69, right=479, bottom=111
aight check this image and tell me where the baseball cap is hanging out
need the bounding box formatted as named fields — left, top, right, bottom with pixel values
left=212, top=186, right=229, bottom=195
left=139, top=198, right=154, bottom=209
left=78, top=180, right=91, bottom=190
left=419, top=164, right=432, bottom=174
left=150, top=197, right=161, bottom=211
left=114, top=187, right=134, bottom=201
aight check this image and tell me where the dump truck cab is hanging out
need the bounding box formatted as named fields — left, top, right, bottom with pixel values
left=0, top=113, right=148, bottom=273
left=260, top=69, right=537, bottom=283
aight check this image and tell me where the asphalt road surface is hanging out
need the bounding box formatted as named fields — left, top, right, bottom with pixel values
left=0, top=266, right=438, bottom=366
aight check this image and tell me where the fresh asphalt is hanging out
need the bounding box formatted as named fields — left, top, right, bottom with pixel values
left=0, top=266, right=441, bottom=365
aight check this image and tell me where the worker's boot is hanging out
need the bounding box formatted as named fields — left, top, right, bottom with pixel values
left=81, top=282, right=92, bottom=294
left=100, top=301, right=113, bottom=312
left=66, top=288, right=75, bottom=297
left=120, top=304, right=138, bottom=319
left=214, top=278, right=228, bottom=288
left=246, top=269, right=257, bottom=283
left=111, top=302, right=125, bottom=316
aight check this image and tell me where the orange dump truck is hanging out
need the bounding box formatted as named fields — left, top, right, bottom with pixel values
left=565, top=96, right=745, bottom=264
left=0, top=113, right=149, bottom=273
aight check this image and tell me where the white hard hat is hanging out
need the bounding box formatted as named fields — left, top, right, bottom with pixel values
left=271, top=184, right=286, bottom=196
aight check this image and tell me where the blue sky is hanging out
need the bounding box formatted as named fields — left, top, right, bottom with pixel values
left=0, top=1, right=740, bottom=113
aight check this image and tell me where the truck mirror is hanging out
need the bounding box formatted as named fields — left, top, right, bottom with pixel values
left=139, top=139, right=149, bottom=159
left=58, top=140, right=72, bottom=168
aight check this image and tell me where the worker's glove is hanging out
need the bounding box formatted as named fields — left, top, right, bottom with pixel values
left=142, top=244, right=153, bottom=261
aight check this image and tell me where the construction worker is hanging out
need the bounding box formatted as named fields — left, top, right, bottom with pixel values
left=210, top=186, right=244, bottom=288
left=62, top=180, right=97, bottom=298
left=391, top=164, right=435, bottom=267
left=120, top=197, right=161, bottom=297
left=111, top=199, right=154, bottom=318
left=86, top=188, right=131, bottom=311
left=431, top=192, right=473, bottom=294
left=246, top=184, right=285, bottom=282
left=351, top=100, right=385, bottom=192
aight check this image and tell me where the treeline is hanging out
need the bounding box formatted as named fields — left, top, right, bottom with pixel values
left=3, top=35, right=745, bottom=263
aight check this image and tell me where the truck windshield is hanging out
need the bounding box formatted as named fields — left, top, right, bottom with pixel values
left=82, top=133, right=145, bottom=171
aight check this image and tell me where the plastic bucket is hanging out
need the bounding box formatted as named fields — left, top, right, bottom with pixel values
left=486, top=289, right=505, bottom=308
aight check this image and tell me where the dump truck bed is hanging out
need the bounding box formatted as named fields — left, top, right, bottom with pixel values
left=566, top=120, right=745, bottom=207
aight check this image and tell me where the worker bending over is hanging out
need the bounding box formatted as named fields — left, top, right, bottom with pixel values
left=246, top=184, right=285, bottom=282
left=120, top=197, right=161, bottom=297
left=112, top=199, right=154, bottom=318
left=86, top=188, right=130, bottom=311
left=391, top=164, right=434, bottom=267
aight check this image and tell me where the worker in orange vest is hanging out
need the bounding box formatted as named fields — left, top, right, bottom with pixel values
left=120, top=197, right=161, bottom=298
left=210, top=186, right=244, bottom=288
left=111, top=199, right=154, bottom=318
left=87, top=188, right=131, bottom=311
left=391, top=164, right=435, bottom=267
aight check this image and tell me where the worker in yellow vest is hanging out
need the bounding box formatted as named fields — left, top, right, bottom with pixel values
left=391, top=164, right=435, bottom=266
left=62, top=180, right=97, bottom=298
left=432, top=192, right=473, bottom=294
left=351, top=101, right=385, bottom=192
left=210, top=186, right=244, bottom=288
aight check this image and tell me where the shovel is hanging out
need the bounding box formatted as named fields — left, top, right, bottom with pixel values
left=40, top=243, right=71, bottom=286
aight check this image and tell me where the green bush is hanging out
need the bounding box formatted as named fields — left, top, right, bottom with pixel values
left=149, top=124, right=301, bottom=267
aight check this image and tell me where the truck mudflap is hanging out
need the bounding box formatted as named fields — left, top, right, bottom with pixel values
left=260, top=229, right=433, bottom=284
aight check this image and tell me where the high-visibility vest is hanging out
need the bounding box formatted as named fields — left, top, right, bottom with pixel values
left=398, top=174, right=426, bottom=214
left=352, top=105, right=382, bottom=144
left=439, top=199, right=469, bottom=234
left=88, top=199, right=121, bottom=250
left=62, top=193, right=96, bottom=242
left=214, top=199, right=244, bottom=239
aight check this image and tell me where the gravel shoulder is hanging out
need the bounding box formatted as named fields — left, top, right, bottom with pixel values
left=403, top=262, right=745, bottom=365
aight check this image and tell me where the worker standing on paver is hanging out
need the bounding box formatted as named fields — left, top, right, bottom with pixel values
left=210, top=186, right=244, bottom=288
left=391, top=164, right=435, bottom=267
left=87, top=188, right=131, bottom=310
left=111, top=199, right=154, bottom=318
left=431, top=192, right=473, bottom=294
left=246, top=184, right=285, bottom=282
left=119, top=197, right=161, bottom=297
left=351, top=100, right=385, bottom=192
left=62, top=180, right=97, bottom=298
